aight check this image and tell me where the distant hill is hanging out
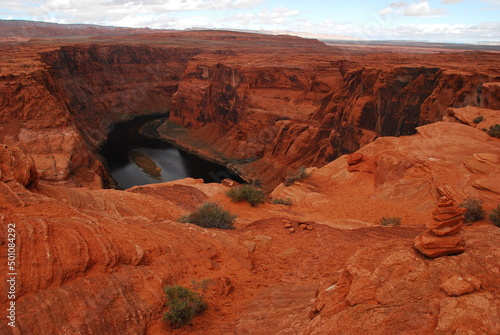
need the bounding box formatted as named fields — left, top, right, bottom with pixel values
left=0, top=19, right=162, bottom=38
left=322, top=39, right=500, bottom=52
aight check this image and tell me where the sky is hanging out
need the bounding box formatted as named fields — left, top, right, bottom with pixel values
left=1, top=0, right=499, bottom=43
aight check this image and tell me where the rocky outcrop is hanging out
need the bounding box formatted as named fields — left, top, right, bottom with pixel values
left=0, top=30, right=332, bottom=187
left=305, top=230, right=500, bottom=335
left=414, top=198, right=466, bottom=257
left=272, top=122, right=500, bottom=218
left=166, top=50, right=500, bottom=188
left=1, top=111, right=500, bottom=334
left=40, top=45, right=199, bottom=149
left=0, top=156, right=252, bottom=334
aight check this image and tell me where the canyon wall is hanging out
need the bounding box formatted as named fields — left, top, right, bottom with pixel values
left=40, top=44, right=199, bottom=148
left=0, top=42, right=200, bottom=187
left=0, top=31, right=330, bottom=188
left=167, top=51, right=500, bottom=188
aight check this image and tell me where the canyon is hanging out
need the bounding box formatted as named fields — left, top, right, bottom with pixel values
left=1, top=21, right=500, bottom=334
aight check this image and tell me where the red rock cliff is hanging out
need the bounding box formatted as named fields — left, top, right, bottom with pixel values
left=166, top=50, right=500, bottom=188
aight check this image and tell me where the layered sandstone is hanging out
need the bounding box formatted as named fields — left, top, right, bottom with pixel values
left=0, top=29, right=332, bottom=187
left=165, top=49, right=500, bottom=188
left=1, top=25, right=500, bottom=335
left=414, top=198, right=466, bottom=257
left=2, top=119, right=500, bottom=334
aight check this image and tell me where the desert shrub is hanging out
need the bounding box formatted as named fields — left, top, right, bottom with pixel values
left=163, top=285, right=207, bottom=328
left=284, top=166, right=310, bottom=186
left=250, top=179, right=263, bottom=188
left=473, top=115, right=484, bottom=124
left=380, top=217, right=401, bottom=226
left=226, top=184, right=265, bottom=207
left=487, top=124, right=500, bottom=138
left=180, top=202, right=236, bottom=229
left=272, top=197, right=293, bottom=206
left=459, top=198, right=485, bottom=223
left=490, top=205, right=500, bottom=227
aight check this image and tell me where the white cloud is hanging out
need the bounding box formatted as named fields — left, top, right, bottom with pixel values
left=441, top=0, right=465, bottom=4
left=404, top=2, right=447, bottom=16
left=481, top=0, right=500, bottom=9
left=379, top=1, right=447, bottom=18
left=23, top=0, right=264, bottom=24
left=225, top=7, right=300, bottom=27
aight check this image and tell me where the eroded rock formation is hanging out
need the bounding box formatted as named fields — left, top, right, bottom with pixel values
left=1, top=25, right=500, bottom=335
left=1, top=118, right=499, bottom=334
left=414, top=198, right=466, bottom=257
left=165, top=49, right=500, bottom=188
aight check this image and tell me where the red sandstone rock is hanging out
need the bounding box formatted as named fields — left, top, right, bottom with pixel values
left=414, top=234, right=466, bottom=258
left=347, top=153, right=364, bottom=165
left=433, top=208, right=467, bottom=221
left=431, top=222, right=464, bottom=236
left=1, top=25, right=500, bottom=335
left=0, top=144, right=38, bottom=187
left=440, top=275, right=477, bottom=297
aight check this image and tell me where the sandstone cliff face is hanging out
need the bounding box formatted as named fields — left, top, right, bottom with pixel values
left=0, top=31, right=329, bottom=187
left=0, top=42, right=200, bottom=187
left=167, top=51, right=500, bottom=187
left=169, top=54, right=342, bottom=163
left=0, top=45, right=103, bottom=188
left=40, top=44, right=198, bottom=148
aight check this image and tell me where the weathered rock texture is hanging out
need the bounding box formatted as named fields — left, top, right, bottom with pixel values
left=414, top=198, right=466, bottom=257
left=0, top=29, right=332, bottom=187
left=1, top=116, right=500, bottom=334
left=1, top=24, right=500, bottom=335
left=166, top=49, right=500, bottom=188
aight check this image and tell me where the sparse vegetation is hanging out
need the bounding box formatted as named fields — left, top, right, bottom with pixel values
left=473, top=115, right=484, bottom=124
left=272, top=197, right=293, bottom=206
left=180, top=202, right=236, bottom=229
left=163, top=285, right=207, bottom=328
left=284, top=166, right=310, bottom=186
left=380, top=217, right=401, bottom=226
left=460, top=198, right=485, bottom=223
left=487, top=124, right=500, bottom=138
left=226, top=184, right=265, bottom=207
left=490, top=205, right=500, bottom=227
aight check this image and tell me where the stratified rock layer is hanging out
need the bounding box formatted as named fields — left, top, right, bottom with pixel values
left=414, top=198, right=466, bottom=257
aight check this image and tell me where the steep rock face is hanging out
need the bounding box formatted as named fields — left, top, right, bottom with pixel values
left=0, top=32, right=329, bottom=188
left=0, top=45, right=100, bottom=188
left=169, top=54, right=342, bottom=162
left=0, top=43, right=199, bottom=187
left=167, top=52, right=500, bottom=187
left=40, top=44, right=199, bottom=149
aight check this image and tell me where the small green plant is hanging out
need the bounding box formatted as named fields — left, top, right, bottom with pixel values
left=163, top=285, right=207, bottom=328
left=272, top=197, right=293, bottom=206
left=487, top=124, right=500, bottom=138
left=473, top=115, right=484, bottom=124
left=284, top=166, right=310, bottom=186
left=459, top=198, right=485, bottom=223
left=380, top=217, right=401, bottom=226
left=180, top=202, right=236, bottom=229
left=490, top=205, right=500, bottom=227
left=226, top=184, right=265, bottom=207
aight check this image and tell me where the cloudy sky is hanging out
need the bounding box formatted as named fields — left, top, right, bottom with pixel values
left=1, top=0, right=499, bottom=43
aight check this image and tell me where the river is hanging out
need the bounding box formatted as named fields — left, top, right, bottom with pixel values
left=100, top=115, right=243, bottom=189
